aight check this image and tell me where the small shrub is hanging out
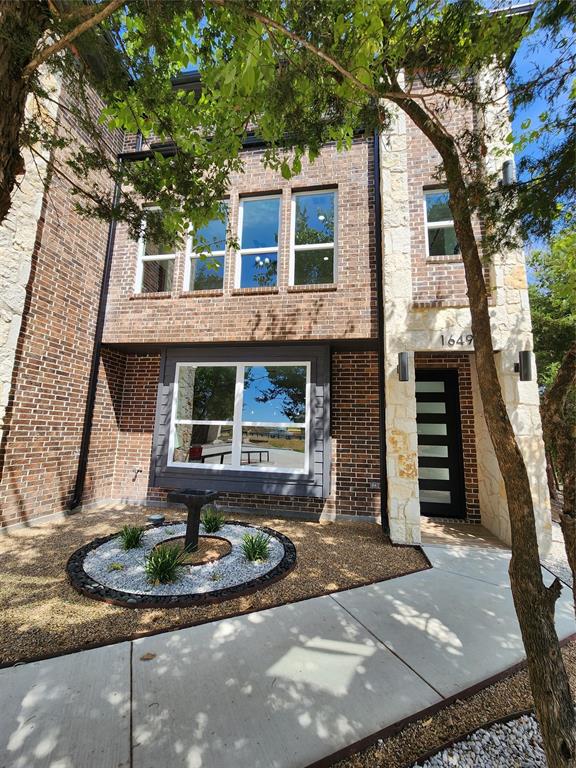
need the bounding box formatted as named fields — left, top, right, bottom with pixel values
left=210, top=569, right=222, bottom=582
left=108, top=562, right=125, bottom=572
left=118, top=525, right=144, bottom=550
left=145, top=544, right=186, bottom=585
left=201, top=506, right=225, bottom=533
left=241, top=532, right=271, bottom=563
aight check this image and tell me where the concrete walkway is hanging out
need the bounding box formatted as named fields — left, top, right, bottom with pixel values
left=1, top=544, right=574, bottom=768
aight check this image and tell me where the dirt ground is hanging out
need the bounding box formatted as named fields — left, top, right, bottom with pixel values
left=0, top=504, right=427, bottom=665
left=335, top=640, right=576, bottom=768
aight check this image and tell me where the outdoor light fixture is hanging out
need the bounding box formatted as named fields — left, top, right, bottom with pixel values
left=514, top=350, right=533, bottom=381
left=397, top=352, right=410, bottom=381
left=501, top=159, right=516, bottom=186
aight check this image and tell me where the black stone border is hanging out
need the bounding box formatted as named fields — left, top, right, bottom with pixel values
left=66, top=520, right=297, bottom=609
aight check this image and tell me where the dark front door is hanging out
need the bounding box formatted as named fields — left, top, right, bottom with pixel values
left=415, top=369, right=465, bottom=518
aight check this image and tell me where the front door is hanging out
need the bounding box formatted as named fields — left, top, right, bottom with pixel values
left=415, top=370, right=465, bottom=518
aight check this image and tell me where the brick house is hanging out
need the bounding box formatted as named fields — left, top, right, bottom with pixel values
left=0, top=71, right=552, bottom=551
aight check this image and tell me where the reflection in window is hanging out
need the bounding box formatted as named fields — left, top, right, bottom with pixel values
left=136, top=210, right=177, bottom=293
left=292, top=191, right=335, bottom=285
left=238, top=197, right=280, bottom=287
left=424, top=190, right=459, bottom=258
left=171, top=362, right=309, bottom=472
left=188, top=211, right=227, bottom=291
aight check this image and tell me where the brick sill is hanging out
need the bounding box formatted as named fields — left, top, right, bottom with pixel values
left=130, top=292, right=172, bottom=301
left=287, top=283, right=337, bottom=293
left=426, top=254, right=462, bottom=264
left=178, top=290, right=224, bottom=298
left=412, top=298, right=469, bottom=309
left=231, top=287, right=279, bottom=296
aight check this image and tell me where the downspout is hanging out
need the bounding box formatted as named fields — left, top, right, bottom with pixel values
left=68, top=166, right=122, bottom=511
left=373, top=129, right=390, bottom=535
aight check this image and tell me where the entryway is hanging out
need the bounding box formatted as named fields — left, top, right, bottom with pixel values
left=415, top=369, right=466, bottom=518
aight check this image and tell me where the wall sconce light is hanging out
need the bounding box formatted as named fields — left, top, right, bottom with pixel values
left=514, top=351, right=533, bottom=381
left=397, top=352, right=410, bottom=381
left=501, top=159, right=516, bottom=186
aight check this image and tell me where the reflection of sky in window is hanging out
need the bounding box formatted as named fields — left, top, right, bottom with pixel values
left=195, top=214, right=227, bottom=252
left=426, top=192, right=451, bottom=222
left=295, top=193, right=334, bottom=244
left=242, top=366, right=306, bottom=423
left=241, top=198, right=280, bottom=248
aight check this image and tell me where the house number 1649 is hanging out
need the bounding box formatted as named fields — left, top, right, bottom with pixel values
left=440, top=333, right=474, bottom=347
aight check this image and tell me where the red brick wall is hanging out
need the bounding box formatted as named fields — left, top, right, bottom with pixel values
left=0, top=85, right=121, bottom=527
left=102, top=138, right=377, bottom=346
left=414, top=352, right=480, bottom=522
left=405, top=95, right=486, bottom=307
left=83, top=348, right=126, bottom=503
left=87, top=348, right=382, bottom=520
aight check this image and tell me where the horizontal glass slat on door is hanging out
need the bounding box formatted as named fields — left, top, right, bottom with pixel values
left=420, top=489, right=451, bottom=504
left=418, top=444, right=448, bottom=458
left=416, top=401, right=446, bottom=414
left=417, top=422, right=447, bottom=436
left=415, top=381, right=445, bottom=393
left=419, top=466, right=450, bottom=481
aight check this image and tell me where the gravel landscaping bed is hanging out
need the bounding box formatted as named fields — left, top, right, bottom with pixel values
left=70, top=520, right=295, bottom=607
left=335, top=640, right=576, bottom=768
left=0, top=504, right=428, bottom=665
left=411, top=711, right=559, bottom=767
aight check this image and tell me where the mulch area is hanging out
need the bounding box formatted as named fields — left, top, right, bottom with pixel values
left=0, top=505, right=427, bottom=665
left=335, top=640, right=576, bottom=768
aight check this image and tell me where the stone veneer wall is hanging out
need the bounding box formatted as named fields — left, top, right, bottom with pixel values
left=380, top=72, right=551, bottom=551
left=0, top=73, right=61, bottom=444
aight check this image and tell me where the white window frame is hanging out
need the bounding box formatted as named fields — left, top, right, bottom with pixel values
left=235, top=194, right=282, bottom=289
left=423, top=189, right=458, bottom=259
left=134, top=211, right=177, bottom=293
left=289, top=189, right=338, bottom=286
left=168, top=360, right=311, bottom=474
left=183, top=220, right=227, bottom=292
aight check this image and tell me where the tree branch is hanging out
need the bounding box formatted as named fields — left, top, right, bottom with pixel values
left=23, top=0, right=127, bottom=79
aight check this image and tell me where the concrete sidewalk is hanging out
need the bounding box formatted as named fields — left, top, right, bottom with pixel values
left=1, top=544, right=574, bottom=768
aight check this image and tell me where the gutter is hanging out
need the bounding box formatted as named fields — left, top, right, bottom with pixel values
left=68, top=169, right=122, bottom=511
left=373, top=129, right=390, bottom=535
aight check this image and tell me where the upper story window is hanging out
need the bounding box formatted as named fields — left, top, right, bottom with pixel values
left=236, top=196, right=280, bottom=288
left=135, top=211, right=176, bottom=293
left=169, top=361, right=309, bottom=472
left=185, top=211, right=227, bottom=291
left=424, top=190, right=460, bottom=258
left=290, top=190, right=336, bottom=285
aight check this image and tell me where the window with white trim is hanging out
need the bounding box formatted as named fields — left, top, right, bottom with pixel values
left=236, top=196, right=280, bottom=288
left=290, top=190, right=336, bottom=285
left=135, top=211, right=176, bottom=293
left=185, top=211, right=227, bottom=291
left=424, top=189, right=460, bottom=258
left=169, top=362, right=309, bottom=472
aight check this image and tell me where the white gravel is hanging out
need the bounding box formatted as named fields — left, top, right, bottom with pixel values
left=83, top=523, right=285, bottom=596
left=411, top=709, right=576, bottom=767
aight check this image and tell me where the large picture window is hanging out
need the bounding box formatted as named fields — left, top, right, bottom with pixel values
left=290, top=190, right=336, bottom=285
left=135, top=211, right=176, bottom=293
left=424, top=190, right=459, bottom=258
left=185, top=211, right=227, bottom=291
left=169, top=361, right=309, bottom=472
left=236, top=196, right=280, bottom=288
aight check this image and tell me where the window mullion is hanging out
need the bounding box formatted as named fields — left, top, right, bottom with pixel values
left=231, top=366, right=244, bottom=468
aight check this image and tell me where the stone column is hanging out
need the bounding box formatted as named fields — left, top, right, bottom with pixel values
left=0, top=73, right=61, bottom=441
left=380, top=107, right=421, bottom=545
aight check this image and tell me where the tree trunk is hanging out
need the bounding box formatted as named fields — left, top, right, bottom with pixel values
left=546, top=449, right=559, bottom=503
left=0, top=0, right=50, bottom=225
left=542, top=342, right=576, bottom=612
left=387, top=95, right=576, bottom=767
